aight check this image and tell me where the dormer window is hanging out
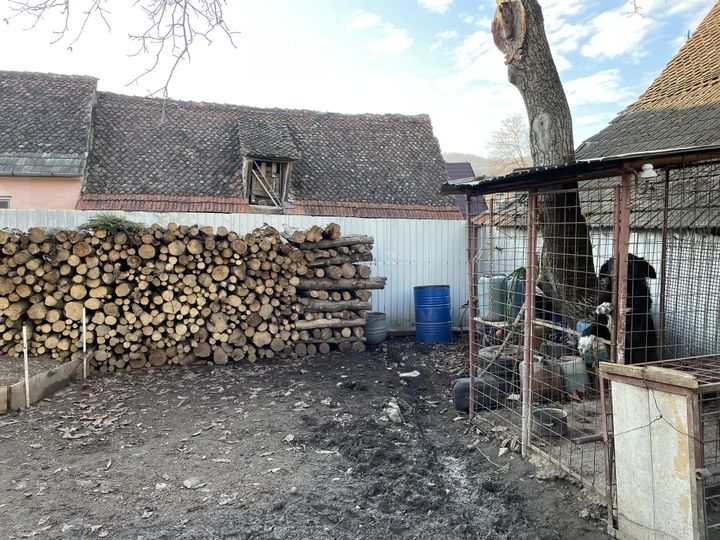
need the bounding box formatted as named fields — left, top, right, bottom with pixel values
left=237, top=120, right=301, bottom=210
left=246, top=158, right=291, bottom=207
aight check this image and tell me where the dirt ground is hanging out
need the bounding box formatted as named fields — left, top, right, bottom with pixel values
left=0, top=337, right=608, bottom=539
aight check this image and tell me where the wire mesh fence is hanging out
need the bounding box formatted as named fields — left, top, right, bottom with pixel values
left=465, top=158, right=720, bottom=533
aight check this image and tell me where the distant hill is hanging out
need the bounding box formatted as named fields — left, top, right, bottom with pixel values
left=442, top=153, right=489, bottom=176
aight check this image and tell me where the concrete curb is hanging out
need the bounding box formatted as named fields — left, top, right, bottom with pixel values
left=2, top=357, right=83, bottom=414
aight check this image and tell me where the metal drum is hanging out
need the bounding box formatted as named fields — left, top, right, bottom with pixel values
left=365, top=312, right=388, bottom=346
left=414, top=285, right=452, bottom=343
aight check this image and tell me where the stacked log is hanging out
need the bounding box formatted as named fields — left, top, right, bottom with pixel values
left=0, top=222, right=385, bottom=371
left=282, top=224, right=384, bottom=355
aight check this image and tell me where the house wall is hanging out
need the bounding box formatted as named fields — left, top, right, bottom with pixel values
left=0, top=177, right=81, bottom=209
left=0, top=209, right=469, bottom=332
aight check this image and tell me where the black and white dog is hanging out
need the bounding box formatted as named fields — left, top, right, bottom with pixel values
left=578, top=254, right=659, bottom=364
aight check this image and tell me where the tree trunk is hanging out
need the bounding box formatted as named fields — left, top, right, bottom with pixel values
left=496, top=0, right=596, bottom=315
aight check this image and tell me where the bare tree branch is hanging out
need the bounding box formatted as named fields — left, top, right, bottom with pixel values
left=6, top=0, right=238, bottom=98
left=487, top=113, right=532, bottom=176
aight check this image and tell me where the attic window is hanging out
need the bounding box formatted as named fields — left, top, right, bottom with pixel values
left=0, top=197, right=10, bottom=209
left=245, top=159, right=292, bottom=207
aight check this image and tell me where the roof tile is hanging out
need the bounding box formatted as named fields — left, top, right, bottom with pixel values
left=85, top=92, right=455, bottom=209
left=0, top=71, right=96, bottom=176
left=577, top=3, right=720, bottom=159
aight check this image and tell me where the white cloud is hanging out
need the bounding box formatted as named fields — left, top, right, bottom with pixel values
left=462, top=15, right=474, bottom=24
left=575, top=113, right=610, bottom=126
left=418, top=0, right=453, bottom=14
left=547, top=21, right=586, bottom=53
left=581, top=4, right=655, bottom=59
left=430, top=29, right=458, bottom=50
left=541, top=0, right=583, bottom=32
left=436, top=30, right=458, bottom=40
left=564, top=69, right=631, bottom=107
left=347, top=10, right=381, bottom=31
left=532, top=0, right=586, bottom=66
left=453, top=30, right=508, bottom=84
left=369, top=24, right=413, bottom=55
left=641, top=0, right=715, bottom=16
left=553, top=53, right=572, bottom=72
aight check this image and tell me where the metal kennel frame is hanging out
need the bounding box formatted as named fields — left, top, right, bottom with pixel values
left=451, top=147, right=720, bottom=536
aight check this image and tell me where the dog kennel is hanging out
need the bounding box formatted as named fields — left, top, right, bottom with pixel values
left=442, top=147, right=720, bottom=537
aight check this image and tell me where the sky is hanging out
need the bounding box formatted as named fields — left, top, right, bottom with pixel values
left=0, top=0, right=715, bottom=156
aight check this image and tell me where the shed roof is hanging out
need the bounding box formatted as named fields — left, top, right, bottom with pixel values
left=576, top=1, right=720, bottom=159
left=472, top=159, right=720, bottom=231
left=0, top=71, right=97, bottom=176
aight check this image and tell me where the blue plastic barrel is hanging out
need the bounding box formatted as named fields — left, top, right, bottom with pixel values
left=414, top=285, right=452, bottom=343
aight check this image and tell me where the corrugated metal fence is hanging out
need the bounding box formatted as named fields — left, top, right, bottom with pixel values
left=0, top=209, right=468, bottom=331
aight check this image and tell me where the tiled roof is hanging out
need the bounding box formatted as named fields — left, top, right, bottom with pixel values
left=77, top=193, right=251, bottom=213
left=444, top=161, right=487, bottom=218
left=445, top=161, right=475, bottom=180
left=78, top=194, right=461, bottom=219
left=237, top=120, right=301, bottom=160
left=289, top=199, right=462, bottom=220
left=86, top=92, right=454, bottom=210
left=577, top=2, right=720, bottom=159
left=0, top=71, right=96, bottom=176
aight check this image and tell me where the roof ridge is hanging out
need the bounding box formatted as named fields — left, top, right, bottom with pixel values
left=0, top=69, right=98, bottom=82
left=95, top=91, right=430, bottom=122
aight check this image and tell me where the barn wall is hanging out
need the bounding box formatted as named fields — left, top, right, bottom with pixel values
left=0, top=209, right=468, bottom=332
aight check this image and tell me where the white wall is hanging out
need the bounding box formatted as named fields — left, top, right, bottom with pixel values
left=0, top=209, right=468, bottom=331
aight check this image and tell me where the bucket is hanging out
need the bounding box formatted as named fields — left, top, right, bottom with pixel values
left=414, top=285, right=452, bottom=343
left=558, top=355, right=589, bottom=395
left=365, top=312, right=388, bottom=346
left=477, top=345, right=522, bottom=393
left=532, top=408, right=569, bottom=437
left=519, top=357, right=563, bottom=403
left=477, top=274, right=506, bottom=321
left=452, top=375, right=503, bottom=412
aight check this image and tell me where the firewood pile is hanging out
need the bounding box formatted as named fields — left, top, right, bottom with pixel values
left=0, top=222, right=386, bottom=371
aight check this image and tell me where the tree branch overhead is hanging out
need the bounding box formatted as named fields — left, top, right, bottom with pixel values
left=6, top=0, right=238, bottom=98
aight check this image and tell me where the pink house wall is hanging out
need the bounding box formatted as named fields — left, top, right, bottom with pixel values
left=0, top=177, right=82, bottom=209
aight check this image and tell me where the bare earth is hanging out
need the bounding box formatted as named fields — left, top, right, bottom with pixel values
left=0, top=338, right=608, bottom=539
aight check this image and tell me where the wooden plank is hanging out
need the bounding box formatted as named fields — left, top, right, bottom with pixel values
left=0, top=386, right=7, bottom=414
left=599, top=362, right=699, bottom=390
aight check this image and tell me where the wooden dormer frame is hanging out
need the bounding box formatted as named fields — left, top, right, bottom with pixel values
left=242, top=156, right=295, bottom=207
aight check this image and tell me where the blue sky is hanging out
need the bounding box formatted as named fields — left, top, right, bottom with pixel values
left=0, top=0, right=715, bottom=155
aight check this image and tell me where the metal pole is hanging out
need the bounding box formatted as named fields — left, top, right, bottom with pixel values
left=521, top=189, right=537, bottom=457
left=466, top=194, right=476, bottom=420
left=599, top=370, right=617, bottom=534
left=616, top=172, right=633, bottom=365
left=22, top=324, right=30, bottom=408
left=658, top=169, right=670, bottom=360
left=82, top=306, right=88, bottom=379
left=610, top=186, right=622, bottom=365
